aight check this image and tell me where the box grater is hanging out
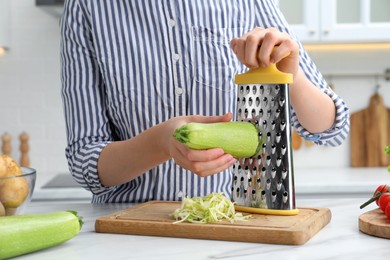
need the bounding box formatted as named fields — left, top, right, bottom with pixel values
left=231, top=62, right=299, bottom=216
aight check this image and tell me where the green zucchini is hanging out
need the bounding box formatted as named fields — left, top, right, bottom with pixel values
left=173, top=122, right=260, bottom=158
left=0, top=210, right=83, bottom=259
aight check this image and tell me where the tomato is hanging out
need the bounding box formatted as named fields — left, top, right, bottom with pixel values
left=360, top=184, right=390, bottom=209
left=378, top=192, right=390, bottom=212
left=386, top=203, right=390, bottom=220
left=375, top=185, right=389, bottom=206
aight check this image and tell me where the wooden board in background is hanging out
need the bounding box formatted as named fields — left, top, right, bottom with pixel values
left=350, top=94, right=390, bottom=167
left=359, top=208, right=390, bottom=239
left=95, top=201, right=331, bottom=245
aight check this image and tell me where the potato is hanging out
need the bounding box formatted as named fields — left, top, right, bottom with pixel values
left=0, top=201, right=5, bottom=216
left=0, top=154, right=22, bottom=178
left=0, top=177, right=29, bottom=208
left=0, top=155, right=29, bottom=208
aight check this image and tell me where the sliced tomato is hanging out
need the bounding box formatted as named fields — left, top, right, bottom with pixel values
left=378, top=192, right=390, bottom=212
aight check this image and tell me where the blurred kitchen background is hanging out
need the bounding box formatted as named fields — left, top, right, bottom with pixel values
left=0, top=0, right=389, bottom=200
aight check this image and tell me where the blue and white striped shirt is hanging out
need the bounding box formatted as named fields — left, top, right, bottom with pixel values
left=60, top=0, right=350, bottom=203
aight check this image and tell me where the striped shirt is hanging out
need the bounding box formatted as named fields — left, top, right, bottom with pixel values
left=60, top=0, right=350, bottom=203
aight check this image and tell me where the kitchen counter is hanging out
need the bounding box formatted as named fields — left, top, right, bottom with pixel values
left=32, top=166, right=390, bottom=201
left=14, top=198, right=389, bottom=260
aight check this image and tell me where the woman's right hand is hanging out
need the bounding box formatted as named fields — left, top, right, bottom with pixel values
left=162, top=113, right=237, bottom=177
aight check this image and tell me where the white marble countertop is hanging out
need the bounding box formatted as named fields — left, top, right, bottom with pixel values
left=32, top=167, right=390, bottom=201
left=13, top=198, right=389, bottom=260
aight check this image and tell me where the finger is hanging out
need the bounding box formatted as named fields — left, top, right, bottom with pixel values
left=258, top=29, right=283, bottom=66
left=271, top=38, right=298, bottom=64
left=184, top=147, right=225, bottom=162
left=200, top=159, right=236, bottom=177
left=194, top=154, right=237, bottom=177
left=189, top=112, right=232, bottom=124
left=171, top=145, right=235, bottom=176
left=231, top=37, right=247, bottom=66
left=260, top=28, right=297, bottom=64
left=244, top=33, right=264, bottom=68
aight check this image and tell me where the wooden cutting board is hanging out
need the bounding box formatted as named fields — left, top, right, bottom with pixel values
left=350, top=94, right=390, bottom=167
left=359, top=208, right=390, bottom=239
left=95, top=201, right=331, bottom=245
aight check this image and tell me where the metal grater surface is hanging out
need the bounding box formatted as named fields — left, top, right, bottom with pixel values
left=231, top=83, right=296, bottom=211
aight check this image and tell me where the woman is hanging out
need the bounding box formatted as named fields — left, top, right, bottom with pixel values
left=60, top=0, right=349, bottom=203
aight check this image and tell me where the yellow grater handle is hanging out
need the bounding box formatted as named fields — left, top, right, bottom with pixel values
left=235, top=47, right=293, bottom=85
left=235, top=205, right=300, bottom=216
left=235, top=63, right=293, bottom=85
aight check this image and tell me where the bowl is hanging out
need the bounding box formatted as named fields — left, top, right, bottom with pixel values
left=0, top=167, right=36, bottom=216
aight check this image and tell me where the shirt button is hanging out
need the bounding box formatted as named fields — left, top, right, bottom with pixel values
left=173, top=53, right=180, bottom=61
left=168, top=19, right=176, bottom=27
left=177, top=191, right=183, bottom=198
left=175, top=87, right=183, bottom=95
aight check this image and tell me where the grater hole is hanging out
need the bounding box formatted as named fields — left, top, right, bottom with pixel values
left=263, top=97, right=268, bottom=106
left=276, top=157, right=282, bottom=167
left=279, top=97, right=285, bottom=107
left=266, top=179, right=271, bottom=190
left=266, top=86, right=271, bottom=95
left=277, top=181, right=282, bottom=191
left=271, top=120, right=276, bottom=130
left=275, top=85, right=280, bottom=94
left=251, top=108, right=256, bottom=118
left=275, top=109, right=281, bottom=118
left=271, top=167, right=276, bottom=178
left=255, top=97, right=260, bottom=107
left=271, top=191, right=277, bottom=203
left=248, top=97, right=253, bottom=106
left=271, top=97, right=276, bottom=107
left=280, top=120, right=286, bottom=131
left=276, top=132, right=281, bottom=143
left=267, top=109, right=271, bottom=118
left=281, top=145, right=287, bottom=155
left=283, top=191, right=288, bottom=203
left=267, top=132, right=271, bottom=142
left=282, top=168, right=288, bottom=180
left=271, top=144, right=276, bottom=154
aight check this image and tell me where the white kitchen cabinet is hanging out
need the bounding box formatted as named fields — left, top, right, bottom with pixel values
left=278, top=0, right=390, bottom=43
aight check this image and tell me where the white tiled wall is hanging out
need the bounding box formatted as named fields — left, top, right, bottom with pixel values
left=0, top=1, right=389, bottom=188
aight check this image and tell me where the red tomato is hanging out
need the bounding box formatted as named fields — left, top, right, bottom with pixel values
left=386, top=203, right=390, bottom=220
left=378, top=192, right=390, bottom=212
left=375, top=185, right=389, bottom=206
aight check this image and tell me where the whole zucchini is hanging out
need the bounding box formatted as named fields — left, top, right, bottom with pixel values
left=173, top=122, right=260, bottom=158
left=0, top=210, right=83, bottom=259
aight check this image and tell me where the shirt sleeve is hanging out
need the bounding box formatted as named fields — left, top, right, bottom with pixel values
left=60, top=0, right=116, bottom=195
left=256, top=0, right=350, bottom=146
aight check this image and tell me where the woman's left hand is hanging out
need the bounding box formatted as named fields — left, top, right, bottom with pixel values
left=231, top=27, right=300, bottom=80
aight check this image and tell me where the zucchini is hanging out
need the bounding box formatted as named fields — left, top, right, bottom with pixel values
left=0, top=210, right=83, bottom=259
left=173, top=122, right=260, bottom=158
